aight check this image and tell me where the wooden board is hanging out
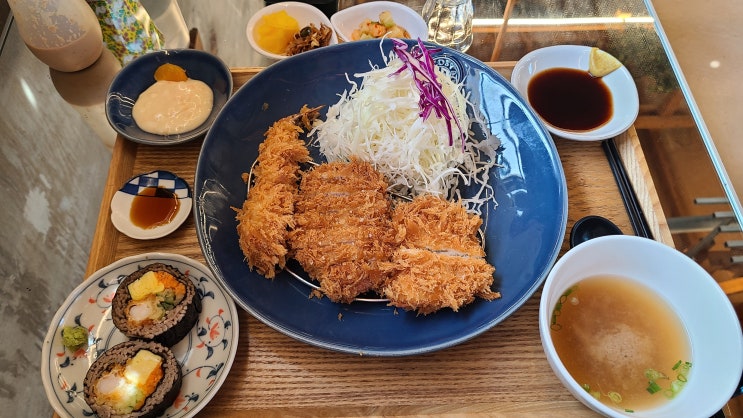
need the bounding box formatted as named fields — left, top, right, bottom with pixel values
left=73, top=65, right=671, bottom=417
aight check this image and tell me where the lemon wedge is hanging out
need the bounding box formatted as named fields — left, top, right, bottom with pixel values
left=588, top=47, right=622, bottom=77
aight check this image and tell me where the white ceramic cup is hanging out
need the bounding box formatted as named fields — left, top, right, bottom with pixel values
left=539, top=235, right=743, bottom=417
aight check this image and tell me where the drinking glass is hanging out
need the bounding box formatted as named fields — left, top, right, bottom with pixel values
left=422, top=0, right=474, bottom=52
left=8, top=0, right=103, bottom=72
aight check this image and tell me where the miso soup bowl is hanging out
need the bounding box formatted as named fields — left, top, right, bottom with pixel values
left=539, top=235, right=743, bottom=418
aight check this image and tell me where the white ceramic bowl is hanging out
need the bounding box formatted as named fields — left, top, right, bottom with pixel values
left=540, top=235, right=743, bottom=417
left=330, top=1, right=427, bottom=43
left=246, top=1, right=338, bottom=61
left=511, top=45, right=639, bottom=141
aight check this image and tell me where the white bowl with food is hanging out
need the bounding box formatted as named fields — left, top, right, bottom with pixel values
left=246, top=1, right=337, bottom=61
left=511, top=44, right=639, bottom=141
left=540, top=235, right=743, bottom=417
left=330, top=1, right=427, bottom=43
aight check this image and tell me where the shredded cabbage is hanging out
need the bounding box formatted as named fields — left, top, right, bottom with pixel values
left=310, top=40, right=499, bottom=214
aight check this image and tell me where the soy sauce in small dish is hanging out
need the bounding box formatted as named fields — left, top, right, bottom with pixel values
left=528, top=68, right=612, bottom=131
left=130, top=186, right=180, bottom=229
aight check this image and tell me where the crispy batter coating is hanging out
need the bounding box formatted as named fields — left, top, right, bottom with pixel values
left=390, top=194, right=485, bottom=257
left=234, top=106, right=318, bottom=278
left=235, top=111, right=500, bottom=313
left=289, top=158, right=397, bottom=303
left=383, top=195, right=500, bottom=314
left=383, top=248, right=498, bottom=314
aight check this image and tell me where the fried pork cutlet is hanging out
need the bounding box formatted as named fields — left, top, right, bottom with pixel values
left=383, top=194, right=500, bottom=314
left=235, top=106, right=318, bottom=278
left=289, top=158, right=397, bottom=303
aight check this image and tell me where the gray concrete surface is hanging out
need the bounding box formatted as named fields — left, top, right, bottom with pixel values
left=0, top=16, right=110, bottom=418
left=0, top=2, right=254, bottom=416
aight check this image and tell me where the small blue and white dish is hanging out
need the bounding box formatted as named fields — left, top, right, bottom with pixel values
left=111, top=170, right=192, bottom=240
left=105, top=49, right=233, bottom=145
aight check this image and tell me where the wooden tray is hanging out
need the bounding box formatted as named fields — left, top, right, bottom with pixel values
left=73, top=64, right=672, bottom=417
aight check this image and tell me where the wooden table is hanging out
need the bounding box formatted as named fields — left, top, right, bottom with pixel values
left=79, top=64, right=672, bottom=417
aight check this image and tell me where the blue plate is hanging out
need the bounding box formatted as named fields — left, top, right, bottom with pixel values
left=106, top=49, right=233, bottom=145
left=194, top=39, right=568, bottom=356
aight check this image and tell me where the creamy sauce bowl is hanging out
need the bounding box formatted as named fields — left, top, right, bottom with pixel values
left=105, top=49, right=233, bottom=145
left=540, top=235, right=743, bottom=417
left=511, top=45, right=639, bottom=141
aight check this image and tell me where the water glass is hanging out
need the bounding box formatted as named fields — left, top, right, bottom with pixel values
left=422, top=0, right=474, bottom=52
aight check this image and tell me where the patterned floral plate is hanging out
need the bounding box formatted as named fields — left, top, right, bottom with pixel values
left=41, top=253, right=239, bottom=418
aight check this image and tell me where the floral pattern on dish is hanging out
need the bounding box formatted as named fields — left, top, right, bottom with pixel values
left=42, top=253, right=239, bottom=418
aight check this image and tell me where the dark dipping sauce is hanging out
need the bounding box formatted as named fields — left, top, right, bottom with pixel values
left=130, top=186, right=179, bottom=229
left=528, top=67, right=613, bottom=131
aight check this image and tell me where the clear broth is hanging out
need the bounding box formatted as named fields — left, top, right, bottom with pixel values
left=550, top=275, right=691, bottom=412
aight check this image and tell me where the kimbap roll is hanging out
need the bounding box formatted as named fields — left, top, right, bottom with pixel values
left=112, top=263, right=201, bottom=346
left=83, top=340, right=182, bottom=418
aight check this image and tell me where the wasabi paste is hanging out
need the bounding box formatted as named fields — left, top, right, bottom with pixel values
left=62, top=325, right=88, bottom=351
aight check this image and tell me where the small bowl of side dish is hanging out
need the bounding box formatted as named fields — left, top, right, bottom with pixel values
left=540, top=235, right=743, bottom=417
left=246, top=1, right=338, bottom=61
left=106, top=49, right=232, bottom=145
left=110, top=170, right=193, bottom=240
left=511, top=44, right=639, bottom=141
left=331, top=1, right=427, bottom=43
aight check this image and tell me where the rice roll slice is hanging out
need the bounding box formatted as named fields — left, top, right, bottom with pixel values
left=84, top=340, right=182, bottom=418
left=112, top=263, right=201, bottom=346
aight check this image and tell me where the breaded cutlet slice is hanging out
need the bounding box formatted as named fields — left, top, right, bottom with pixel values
left=383, top=248, right=499, bottom=315
left=390, top=193, right=485, bottom=257
left=383, top=194, right=499, bottom=314
left=235, top=107, right=315, bottom=278
left=289, top=158, right=396, bottom=303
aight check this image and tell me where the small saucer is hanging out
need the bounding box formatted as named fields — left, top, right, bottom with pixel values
left=111, top=170, right=192, bottom=239
left=105, top=49, right=233, bottom=146
left=511, top=45, right=639, bottom=141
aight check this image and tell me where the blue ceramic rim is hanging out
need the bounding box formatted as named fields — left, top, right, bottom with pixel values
left=117, top=170, right=192, bottom=199
left=194, top=39, right=568, bottom=356
left=105, top=49, right=233, bottom=146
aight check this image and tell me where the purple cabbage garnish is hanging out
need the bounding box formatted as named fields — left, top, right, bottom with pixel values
left=391, top=38, right=466, bottom=149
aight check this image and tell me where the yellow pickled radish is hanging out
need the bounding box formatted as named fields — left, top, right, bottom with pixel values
left=254, top=10, right=299, bottom=54
left=154, top=63, right=188, bottom=82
